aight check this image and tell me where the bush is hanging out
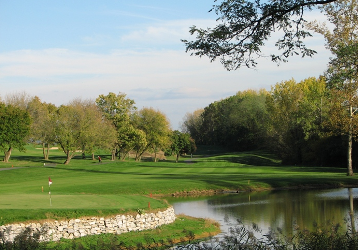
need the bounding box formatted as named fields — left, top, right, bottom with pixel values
left=175, top=220, right=358, bottom=250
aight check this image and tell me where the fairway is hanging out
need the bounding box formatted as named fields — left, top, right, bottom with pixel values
left=1, top=145, right=358, bottom=224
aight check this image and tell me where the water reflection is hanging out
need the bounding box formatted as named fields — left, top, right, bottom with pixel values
left=168, top=188, right=358, bottom=236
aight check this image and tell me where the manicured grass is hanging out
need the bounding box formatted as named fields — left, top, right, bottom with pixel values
left=1, top=144, right=358, bottom=225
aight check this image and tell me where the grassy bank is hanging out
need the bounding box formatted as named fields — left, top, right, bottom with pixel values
left=1, top=145, right=358, bottom=225
left=44, top=215, right=220, bottom=249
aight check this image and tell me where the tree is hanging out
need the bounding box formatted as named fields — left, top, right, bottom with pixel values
left=74, top=99, right=117, bottom=161
left=181, top=109, right=204, bottom=144
left=52, top=104, right=82, bottom=164
left=133, top=107, right=171, bottom=161
left=309, top=0, right=358, bottom=175
left=117, top=124, right=146, bottom=161
left=4, top=91, right=33, bottom=110
left=167, top=130, right=196, bottom=163
left=266, top=77, right=327, bottom=164
left=26, top=97, right=57, bottom=160
left=182, top=0, right=338, bottom=70
left=53, top=99, right=115, bottom=164
left=0, top=103, right=31, bottom=162
left=96, top=92, right=137, bottom=160
left=192, top=89, right=270, bottom=150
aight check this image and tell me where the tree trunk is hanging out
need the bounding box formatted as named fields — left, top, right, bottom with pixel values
left=176, top=153, right=179, bottom=163
left=111, top=149, right=116, bottom=161
left=42, top=142, right=46, bottom=158
left=42, top=143, right=49, bottom=160
left=135, top=152, right=142, bottom=161
left=92, top=153, right=95, bottom=161
left=46, top=143, right=50, bottom=160
left=348, top=106, right=354, bottom=176
left=4, top=147, right=12, bottom=163
left=81, top=146, right=86, bottom=159
left=64, top=151, right=71, bottom=165
left=154, top=151, right=157, bottom=162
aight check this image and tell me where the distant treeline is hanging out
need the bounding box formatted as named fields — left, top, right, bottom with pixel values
left=182, top=77, right=357, bottom=168
left=0, top=92, right=195, bottom=164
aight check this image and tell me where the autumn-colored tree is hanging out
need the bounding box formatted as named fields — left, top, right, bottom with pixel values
left=309, top=0, right=358, bottom=175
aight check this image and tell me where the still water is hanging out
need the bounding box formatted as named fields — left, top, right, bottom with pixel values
left=167, top=188, right=358, bottom=236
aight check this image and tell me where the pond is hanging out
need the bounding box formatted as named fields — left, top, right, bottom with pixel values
left=167, top=188, right=358, bottom=237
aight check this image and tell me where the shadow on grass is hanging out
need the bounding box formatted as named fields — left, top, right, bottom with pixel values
left=219, top=155, right=280, bottom=166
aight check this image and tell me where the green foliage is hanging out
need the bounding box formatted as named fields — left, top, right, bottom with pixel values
left=2, top=146, right=358, bottom=225
left=189, top=89, right=270, bottom=151
left=0, top=227, right=43, bottom=250
left=0, top=103, right=31, bottom=162
left=166, top=130, right=196, bottom=162
left=181, top=109, right=204, bottom=144
left=133, top=107, right=171, bottom=161
left=266, top=77, right=327, bottom=164
left=182, top=0, right=336, bottom=70
left=176, top=221, right=358, bottom=250
left=95, top=92, right=137, bottom=160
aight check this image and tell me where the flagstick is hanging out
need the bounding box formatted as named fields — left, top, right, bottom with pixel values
left=49, top=183, right=52, bottom=206
left=48, top=176, right=52, bottom=206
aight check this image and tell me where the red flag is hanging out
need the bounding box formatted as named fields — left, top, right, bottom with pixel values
left=49, top=176, right=52, bottom=186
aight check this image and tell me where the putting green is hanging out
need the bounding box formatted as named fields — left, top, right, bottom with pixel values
left=0, top=194, right=161, bottom=209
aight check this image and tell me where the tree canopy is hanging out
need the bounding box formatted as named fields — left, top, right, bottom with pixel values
left=182, top=0, right=338, bottom=70
left=316, top=0, right=358, bottom=175
left=0, top=103, right=31, bottom=162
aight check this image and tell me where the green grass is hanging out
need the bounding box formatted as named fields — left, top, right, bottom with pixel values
left=1, top=144, right=358, bottom=225
left=44, top=215, right=220, bottom=249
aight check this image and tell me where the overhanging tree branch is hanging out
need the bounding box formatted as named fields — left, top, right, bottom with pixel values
left=182, top=0, right=338, bottom=70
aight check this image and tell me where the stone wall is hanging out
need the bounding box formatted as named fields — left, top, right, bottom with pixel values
left=0, top=207, right=176, bottom=243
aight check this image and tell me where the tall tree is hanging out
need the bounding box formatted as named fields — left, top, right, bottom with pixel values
left=309, top=0, right=358, bottom=175
left=52, top=104, right=82, bottom=164
left=53, top=99, right=115, bottom=164
left=182, top=0, right=338, bottom=70
left=194, top=89, right=269, bottom=150
left=0, top=104, right=31, bottom=162
left=27, top=96, right=57, bottom=160
left=133, top=107, right=171, bottom=161
left=4, top=91, right=33, bottom=110
left=181, top=108, right=204, bottom=144
left=74, top=99, right=117, bottom=160
left=266, top=77, right=327, bottom=163
left=167, top=130, right=196, bottom=163
left=96, top=92, right=136, bottom=160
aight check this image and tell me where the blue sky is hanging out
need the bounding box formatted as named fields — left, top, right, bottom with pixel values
left=0, top=1, right=331, bottom=129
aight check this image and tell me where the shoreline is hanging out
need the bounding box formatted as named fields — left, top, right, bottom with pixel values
left=166, top=183, right=358, bottom=197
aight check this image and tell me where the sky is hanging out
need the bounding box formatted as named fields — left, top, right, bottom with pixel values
left=0, top=0, right=332, bottom=129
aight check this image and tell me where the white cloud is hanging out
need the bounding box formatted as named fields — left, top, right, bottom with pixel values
left=0, top=12, right=333, bottom=129
left=120, top=19, right=217, bottom=46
